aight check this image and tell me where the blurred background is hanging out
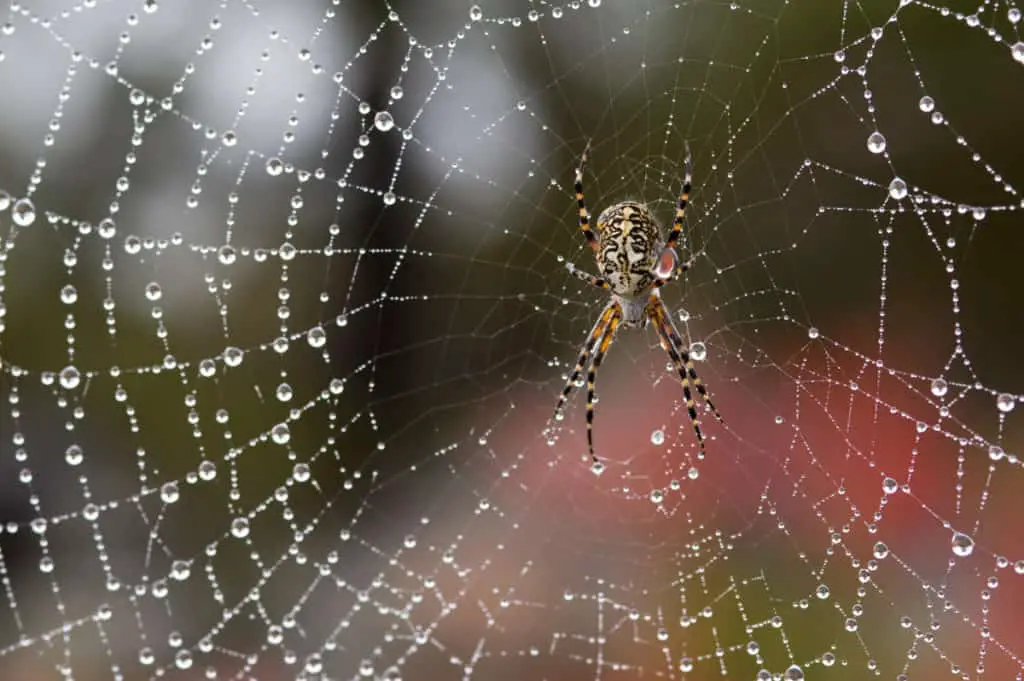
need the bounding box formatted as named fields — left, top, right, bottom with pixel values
left=1, top=0, right=1022, bottom=679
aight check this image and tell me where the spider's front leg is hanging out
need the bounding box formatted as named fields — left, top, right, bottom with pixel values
left=566, top=262, right=610, bottom=291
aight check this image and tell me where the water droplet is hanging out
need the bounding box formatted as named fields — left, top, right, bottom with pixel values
left=198, top=460, right=217, bottom=480
left=218, top=244, right=236, bottom=265
left=174, top=650, right=192, bottom=669
left=746, top=641, right=759, bottom=655
left=266, top=157, right=283, bottom=176
left=649, top=489, right=664, bottom=503
left=276, top=383, right=293, bottom=401
left=390, top=85, right=404, bottom=100
left=888, top=177, right=908, bottom=200
left=919, top=95, right=935, bottom=112
left=0, top=189, right=10, bottom=211
left=98, top=217, right=116, bottom=239
left=689, top=342, right=707, bottom=361
left=988, top=445, right=1005, bottom=461
left=866, top=131, right=886, bottom=153
left=873, top=541, right=889, bottom=559
left=816, top=584, right=830, bottom=599
left=65, top=444, right=84, bottom=466
left=160, top=481, right=180, bottom=503
left=374, top=111, right=395, bottom=132
left=59, top=365, right=81, bottom=390
left=651, top=429, right=664, bottom=445
left=11, top=198, right=36, bottom=226
left=1012, top=42, right=1024, bottom=64
left=223, top=346, right=244, bottom=367
left=930, top=377, right=948, bottom=397
left=383, top=191, right=397, bottom=206
left=783, top=664, right=805, bottom=681
left=590, top=460, right=605, bottom=476
left=271, top=423, right=291, bottom=444
left=951, top=531, right=974, bottom=557
left=996, top=393, right=1015, bottom=413
left=882, top=477, right=899, bottom=494
left=231, top=517, right=250, bottom=538
left=1009, top=8, right=1021, bottom=25
left=145, top=282, right=163, bottom=301
left=807, top=326, right=819, bottom=339
left=469, top=4, right=483, bottom=21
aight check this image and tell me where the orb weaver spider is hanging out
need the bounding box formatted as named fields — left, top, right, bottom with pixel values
left=552, top=144, right=723, bottom=463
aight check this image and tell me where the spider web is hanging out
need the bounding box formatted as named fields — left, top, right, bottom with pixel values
left=1, top=0, right=1023, bottom=679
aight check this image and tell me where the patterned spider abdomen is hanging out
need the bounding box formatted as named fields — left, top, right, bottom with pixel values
left=595, top=201, right=662, bottom=298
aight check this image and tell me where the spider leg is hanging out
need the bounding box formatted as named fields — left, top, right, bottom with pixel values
left=566, top=262, right=610, bottom=290
left=552, top=302, right=616, bottom=422
left=586, top=302, right=623, bottom=462
left=649, top=301, right=705, bottom=450
left=575, top=146, right=599, bottom=251
left=651, top=297, right=724, bottom=425
left=663, top=141, right=693, bottom=253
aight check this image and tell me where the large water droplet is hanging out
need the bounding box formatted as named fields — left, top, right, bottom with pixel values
left=951, top=531, right=974, bottom=557
left=930, top=377, right=948, bottom=397
left=469, top=4, right=483, bottom=21
left=996, top=393, right=1015, bottom=413
left=374, top=111, right=395, bottom=132
left=866, top=131, right=886, bottom=153
left=1011, top=42, right=1024, bottom=64
left=12, top=197, right=36, bottom=226
left=689, top=342, right=707, bottom=361
left=888, top=177, right=908, bottom=200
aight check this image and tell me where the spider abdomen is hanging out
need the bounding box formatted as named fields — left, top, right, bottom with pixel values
left=595, top=201, right=662, bottom=297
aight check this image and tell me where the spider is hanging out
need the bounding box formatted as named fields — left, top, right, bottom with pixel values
left=552, top=144, right=723, bottom=463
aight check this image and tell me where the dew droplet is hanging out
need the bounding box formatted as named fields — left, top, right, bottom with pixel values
left=807, top=326, right=819, bottom=339
left=996, top=393, right=1015, bottom=413
left=231, top=517, right=250, bottom=538
left=59, top=365, right=81, bottom=390
left=882, top=477, right=898, bottom=494
left=930, top=377, right=948, bottom=397
left=888, top=177, right=908, bottom=200
left=783, top=664, right=805, bottom=681
left=65, top=444, right=84, bottom=466
left=374, top=111, right=395, bottom=132
left=951, top=531, right=974, bottom=557
left=390, top=85, right=403, bottom=100
left=866, top=131, right=886, bottom=153
left=918, top=95, right=935, bottom=112
left=160, top=481, right=180, bottom=504
left=266, top=157, right=283, bottom=176
left=11, top=198, right=36, bottom=226
left=689, top=342, right=707, bottom=361
left=1012, top=42, right=1024, bottom=64
left=651, top=429, right=665, bottom=445
left=469, top=4, right=483, bottom=21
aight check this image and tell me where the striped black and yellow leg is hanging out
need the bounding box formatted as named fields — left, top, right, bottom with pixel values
left=653, top=298, right=724, bottom=423
left=649, top=297, right=716, bottom=449
left=552, top=303, right=617, bottom=422
left=575, top=147, right=599, bottom=251
left=663, top=142, right=693, bottom=253
left=566, top=262, right=610, bottom=290
left=586, top=304, right=622, bottom=462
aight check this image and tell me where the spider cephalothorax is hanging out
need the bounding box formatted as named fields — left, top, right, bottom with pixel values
left=554, top=146, right=724, bottom=463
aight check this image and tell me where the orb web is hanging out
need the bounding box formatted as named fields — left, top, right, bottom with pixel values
left=0, top=1, right=1022, bottom=680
